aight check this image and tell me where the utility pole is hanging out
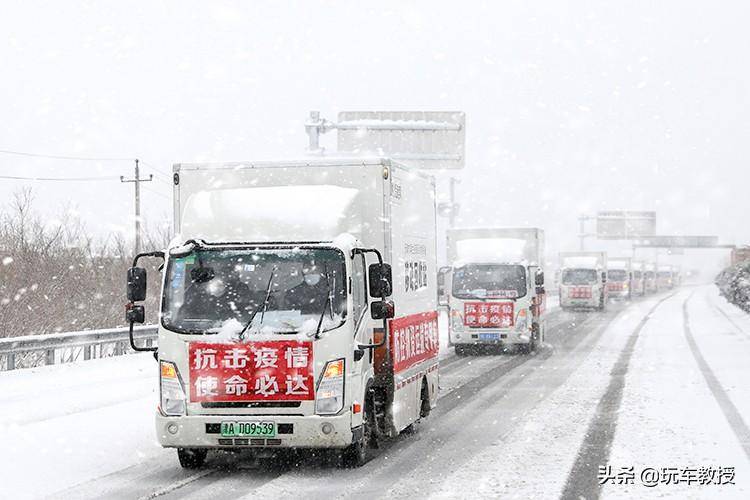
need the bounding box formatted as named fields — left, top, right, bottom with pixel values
left=120, top=159, right=153, bottom=256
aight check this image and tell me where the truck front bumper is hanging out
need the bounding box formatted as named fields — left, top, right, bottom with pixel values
left=450, top=329, right=530, bottom=346
left=560, top=297, right=598, bottom=308
left=155, top=411, right=354, bottom=449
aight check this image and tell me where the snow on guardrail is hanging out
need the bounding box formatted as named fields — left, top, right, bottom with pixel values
left=0, top=325, right=158, bottom=371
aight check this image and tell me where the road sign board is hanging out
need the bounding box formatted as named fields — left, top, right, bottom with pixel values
left=596, top=210, right=656, bottom=239
left=635, top=235, right=720, bottom=248
left=336, top=111, right=465, bottom=170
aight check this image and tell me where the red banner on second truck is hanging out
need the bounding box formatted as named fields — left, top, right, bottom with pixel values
left=463, top=302, right=514, bottom=328
left=188, top=341, right=314, bottom=402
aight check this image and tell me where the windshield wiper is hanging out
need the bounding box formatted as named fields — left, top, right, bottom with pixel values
left=314, top=264, right=334, bottom=339
left=238, top=267, right=276, bottom=340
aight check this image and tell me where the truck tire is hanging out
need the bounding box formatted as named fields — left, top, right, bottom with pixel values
left=455, top=344, right=468, bottom=357
left=177, top=448, right=207, bottom=469
left=342, top=398, right=373, bottom=468
left=420, top=379, right=431, bottom=419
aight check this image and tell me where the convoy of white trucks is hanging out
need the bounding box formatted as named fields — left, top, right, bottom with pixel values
left=443, top=228, right=546, bottom=355
left=120, top=115, right=682, bottom=470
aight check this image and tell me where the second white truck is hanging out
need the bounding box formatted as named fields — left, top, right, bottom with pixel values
left=606, top=257, right=633, bottom=300
left=445, top=228, right=546, bottom=355
left=559, top=251, right=608, bottom=310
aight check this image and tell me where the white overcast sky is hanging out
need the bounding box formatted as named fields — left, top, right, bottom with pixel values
left=1, top=1, right=748, bottom=271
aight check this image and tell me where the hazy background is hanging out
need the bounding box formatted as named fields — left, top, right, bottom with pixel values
left=1, top=0, right=748, bottom=277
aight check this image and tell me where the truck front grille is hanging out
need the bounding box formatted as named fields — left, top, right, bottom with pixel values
left=201, top=401, right=302, bottom=409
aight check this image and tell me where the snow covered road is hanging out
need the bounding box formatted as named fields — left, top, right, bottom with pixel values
left=2, top=285, right=749, bottom=499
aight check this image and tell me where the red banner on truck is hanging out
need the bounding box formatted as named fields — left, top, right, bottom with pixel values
left=188, top=341, right=314, bottom=402
left=390, top=311, right=439, bottom=373
left=463, top=302, right=514, bottom=328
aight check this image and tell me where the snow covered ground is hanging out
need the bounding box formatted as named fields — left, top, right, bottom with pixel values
left=0, top=354, right=165, bottom=499
left=1, top=285, right=748, bottom=499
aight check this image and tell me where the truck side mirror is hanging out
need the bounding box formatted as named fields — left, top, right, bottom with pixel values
left=437, top=266, right=451, bottom=306
left=125, top=303, right=145, bottom=324
left=601, top=271, right=607, bottom=282
left=371, top=300, right=395, bottom=320
left=127, top=267, right=148, bottom=302
left=535, top=271, right=545, bottom=286
left=369, top=263, right=393, bottom=298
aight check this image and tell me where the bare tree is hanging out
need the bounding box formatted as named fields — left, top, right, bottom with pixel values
left=0, top=189, right=170, bottom=338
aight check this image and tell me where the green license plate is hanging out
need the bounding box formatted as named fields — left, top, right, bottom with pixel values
left=220, top=421, right=276, bottom=437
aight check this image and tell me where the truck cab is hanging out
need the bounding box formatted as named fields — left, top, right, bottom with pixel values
left=631, top=261, right=645, bottom=296
left=657, top=265, right=675, bottom=290
left=643, top=263, right=657, bottom=294
left=445, top=228, right=546, bottom=355
left=606, top=258, right=633, bottom=300
left=558, top=252, right=608, bottom=311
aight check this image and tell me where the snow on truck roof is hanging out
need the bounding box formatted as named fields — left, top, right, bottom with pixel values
left=180, top=185, right=362, bottom=242
left=454, top=238, right=533, bottom=265
left=608, top=259, right=630, bottom=269
left=562, top=256, right=601, bottom=268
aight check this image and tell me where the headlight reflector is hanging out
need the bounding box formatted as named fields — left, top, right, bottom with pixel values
left=160, top=361, right=186, bottom=416
left=316, top=359, right=345, bottom=415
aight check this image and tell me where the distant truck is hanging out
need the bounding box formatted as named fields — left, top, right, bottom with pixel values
left=124, top=158, right=439, bottom=468
left=559, top=251, right=608, bottom=310
left=445, top=228, right=546, bottom=355
left=643, top=263, right=657, bottom=294
left=606, top=258, right=633, bottom=300
left=731, top=246, right=750, bottom=266
left=631, top=261, right=646, bottom=296
left=657, top=264, right=675, bottom=290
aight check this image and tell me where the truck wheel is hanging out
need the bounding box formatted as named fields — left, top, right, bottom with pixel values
left=455, top=345, right=468, bottom=357
left=342, top=399, right=373, bottom=468
left=177, top=448, right=207, bottom=469
left=529, top=323, right=539, bottom=352
left=420, top=379, right=431, bottom=419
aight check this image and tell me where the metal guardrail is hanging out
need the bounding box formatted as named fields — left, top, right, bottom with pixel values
left=0, top=325, right=158, bottom=371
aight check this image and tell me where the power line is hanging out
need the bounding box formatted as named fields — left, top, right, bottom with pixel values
left=0, top=148, right=134, bottom=162
left=139, top=160, right=172, bottom=177
left=0, top=174, right=120, bottom=182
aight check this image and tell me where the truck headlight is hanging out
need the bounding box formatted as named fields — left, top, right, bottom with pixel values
left=160, top=361, right=186, bottom=416
left=316, top=359, right=345, bottom=415
left=450, top=310, right=463, bottom=331
left=515, top=309, right=528, bottom=332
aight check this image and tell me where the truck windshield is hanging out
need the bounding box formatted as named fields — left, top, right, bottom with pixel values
left=451, top=264, right=526, bottom=299
left=161, top=247, right=347, bottom=335
left=608, top=269, right=627, bottom=281
left=562, top=268, right=597, bottom=285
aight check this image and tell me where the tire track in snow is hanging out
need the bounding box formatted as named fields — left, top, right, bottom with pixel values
left=683, top=295, right=750, bottom=461
left=560, top=292, right=675, bottom=500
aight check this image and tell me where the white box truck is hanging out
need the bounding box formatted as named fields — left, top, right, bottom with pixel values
left=643, top=262, right=657, bottom=294
left=606, top=257, right=633, bottom=299
left=124, top=158, right=439, bottom=468
left=631, top=260, right=646, bottom=296
left=657, top=264, right=675, bottom=290
left=559, top=251, right=608, bottom=310
left=445, top=228, right=546, bottom=355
